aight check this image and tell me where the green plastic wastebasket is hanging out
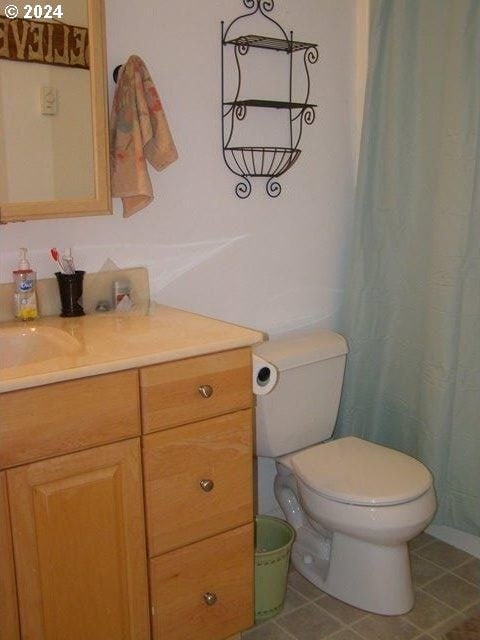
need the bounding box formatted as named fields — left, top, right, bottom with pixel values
left=254, top=515, right=295, bottom=622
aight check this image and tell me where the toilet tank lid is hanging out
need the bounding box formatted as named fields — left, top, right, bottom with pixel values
left=253, top=330, right=348, bottom=371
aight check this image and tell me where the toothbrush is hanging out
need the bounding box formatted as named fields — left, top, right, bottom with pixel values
left=50, top=248, right=75, bottom=274
left=62, top=248, right=75, bottom=274
left=50, top=248, right=64, bottom=272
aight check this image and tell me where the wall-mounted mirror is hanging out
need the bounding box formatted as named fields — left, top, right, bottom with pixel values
left=0, top=0, right=110, bottom=222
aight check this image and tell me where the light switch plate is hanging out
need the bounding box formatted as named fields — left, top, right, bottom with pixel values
left=41, top=86, right=57, bottom=115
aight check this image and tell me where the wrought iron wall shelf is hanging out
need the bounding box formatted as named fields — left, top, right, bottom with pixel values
left=224, top=34, right=315, bottom=53
left=224, top=99, right=316, bottom=110
left=221, top=1, right=318, bottom=198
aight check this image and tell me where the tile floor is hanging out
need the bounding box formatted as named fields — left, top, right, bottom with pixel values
left=242, top=533, right=480, bottom=640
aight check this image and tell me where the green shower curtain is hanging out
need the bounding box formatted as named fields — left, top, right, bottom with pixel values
left=336, top=0, right=480, bottom=535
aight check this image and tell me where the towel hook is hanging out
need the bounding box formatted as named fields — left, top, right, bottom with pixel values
left=113, top=65, right=123, bottom=83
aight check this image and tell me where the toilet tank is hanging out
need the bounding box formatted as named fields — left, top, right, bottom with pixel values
left=254, top=330, right=348, bottom=457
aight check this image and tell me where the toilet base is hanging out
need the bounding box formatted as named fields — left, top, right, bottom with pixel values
left=292, top=528, right=414, bottom=615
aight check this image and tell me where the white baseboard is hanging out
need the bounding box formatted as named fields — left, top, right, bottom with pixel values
left=427, top=524, right=480, bottom=559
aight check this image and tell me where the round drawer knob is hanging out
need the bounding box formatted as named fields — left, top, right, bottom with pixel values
left=200, top=479, right=214, bottom=492
left=198, top=384, right=213, bottom=399
left=203, top=592, right=217, bottom=606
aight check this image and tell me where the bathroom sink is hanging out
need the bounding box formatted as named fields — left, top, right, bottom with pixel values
left=0, top=325, right=81, bottom=369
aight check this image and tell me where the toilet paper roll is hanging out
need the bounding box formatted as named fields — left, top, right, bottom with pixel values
left=252, top=354, right=278, bottom=395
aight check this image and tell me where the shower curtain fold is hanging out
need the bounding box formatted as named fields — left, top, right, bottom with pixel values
left=337, top=0, right=480, bottom=535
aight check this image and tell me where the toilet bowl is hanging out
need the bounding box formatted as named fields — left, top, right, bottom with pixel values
left=274, top=437, right=436, bottom=614
left=253, top=330, right=437, bottom=615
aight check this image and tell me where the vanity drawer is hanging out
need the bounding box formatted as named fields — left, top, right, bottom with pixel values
left=140, top=348, right=252, bottom=433
left=150, top=523, right=253, bottom=640
left=143, top=409, right=253, bottom=556
left=0, top=370, right=140, bottom=469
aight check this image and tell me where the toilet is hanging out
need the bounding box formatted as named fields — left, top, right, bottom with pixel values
left=254, top=330, right=436, bottom=616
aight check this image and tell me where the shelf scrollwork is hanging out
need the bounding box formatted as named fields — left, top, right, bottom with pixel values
left=221, top=1, right=318, bottom=198
left=302, top=106, right=316, bottom=126
left=243, top=0, right=275, bottom=17
left=235, top=104, right=248, bottom=121
left=235, top=38, right=250, bottom=56
left=235, top=178, right=252, bottom=199
left=305, top=45, right=319, bottom=66
left=266, top=177, right=281, bottom=198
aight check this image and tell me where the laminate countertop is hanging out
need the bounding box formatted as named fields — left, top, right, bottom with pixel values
left=0, top=305, right=264, bottom=393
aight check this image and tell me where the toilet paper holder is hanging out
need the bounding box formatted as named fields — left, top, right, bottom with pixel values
left=256, top=366, right=272, bottom=387
left=252, top=354, right=278, bottom=395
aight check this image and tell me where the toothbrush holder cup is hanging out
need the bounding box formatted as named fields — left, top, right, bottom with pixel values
left=55, top=270, right=86, bottom=317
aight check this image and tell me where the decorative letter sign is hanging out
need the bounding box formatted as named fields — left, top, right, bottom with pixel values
left=0, top=17, right=89, bottom=69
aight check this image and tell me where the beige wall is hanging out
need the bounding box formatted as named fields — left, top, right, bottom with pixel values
left=1, top=0, right=360, bottom=333
left=0, top=0, right=363, bottom=515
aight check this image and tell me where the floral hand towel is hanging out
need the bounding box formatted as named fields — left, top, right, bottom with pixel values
left=110, top=55, right=178, bottom=217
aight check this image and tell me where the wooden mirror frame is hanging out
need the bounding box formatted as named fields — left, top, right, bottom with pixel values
left=0, top=0, right=111, bottom=223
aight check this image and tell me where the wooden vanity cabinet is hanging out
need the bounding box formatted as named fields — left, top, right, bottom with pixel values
left=143, top=409, right=253, bottom=555
left=140, top=348, right=252, bottom=432
left=0, top=370, right=141, bottom=469
left=150, top=524, right=253, bottom=640
left=0, top=371, right=150, bottom=640
left=0, top=347, right=255, bottom=640
left=141, top=348, right=254, bottom=640
left=7, top=440, right=150, bottom=640
left=0, top=472, right=19, bottom=640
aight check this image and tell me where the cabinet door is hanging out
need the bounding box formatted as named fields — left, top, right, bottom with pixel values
left=0, top=472, right=20, bottom=640
left=7, top=439, right=150, bottom=640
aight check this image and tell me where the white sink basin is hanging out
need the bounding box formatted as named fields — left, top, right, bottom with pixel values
left=0, top=326, right=81, bottom=369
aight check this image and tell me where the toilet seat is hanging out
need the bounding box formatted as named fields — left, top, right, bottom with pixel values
left=285, top=436, right=433, bottom=506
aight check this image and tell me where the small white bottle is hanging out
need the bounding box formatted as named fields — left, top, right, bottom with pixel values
left=113, top=280, right=132, bottom=311
left=13, top=248, right=39, bottom=321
